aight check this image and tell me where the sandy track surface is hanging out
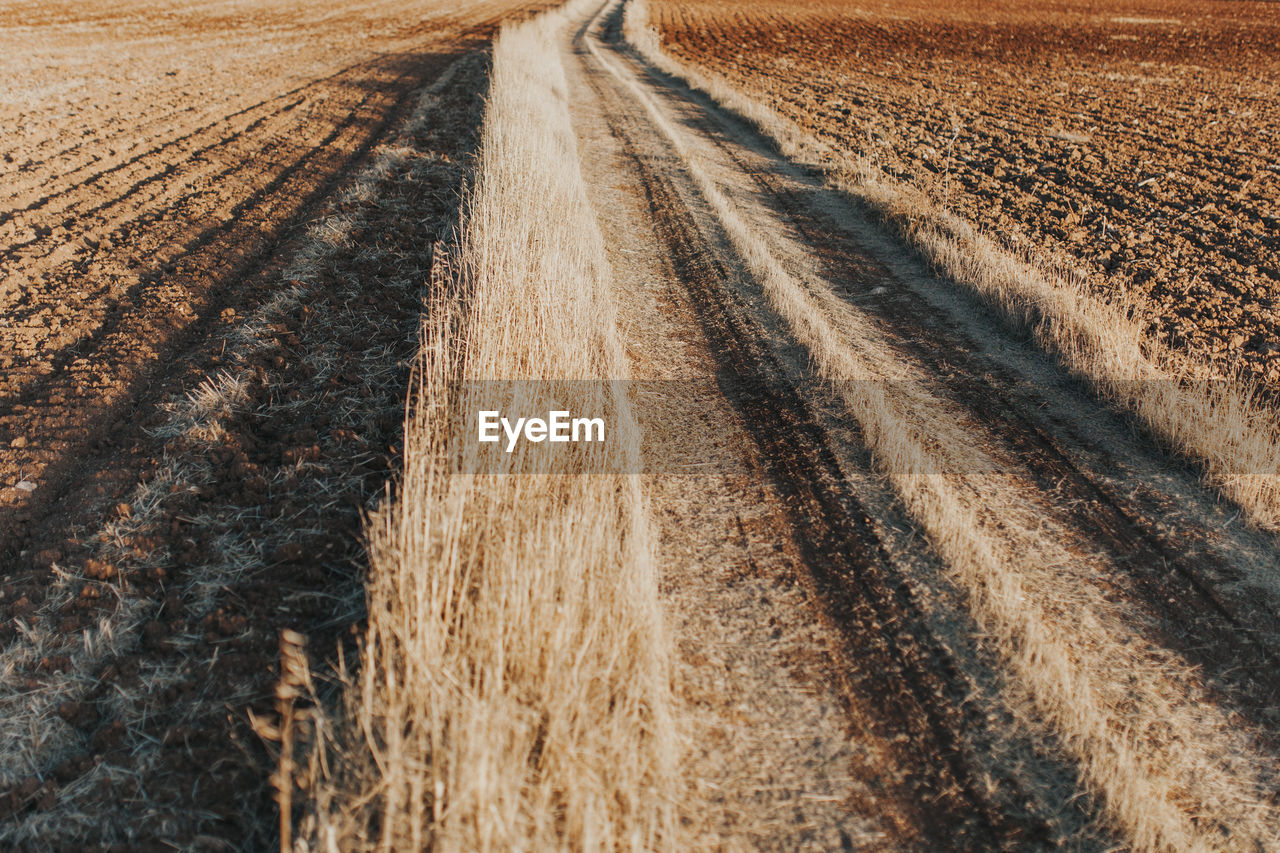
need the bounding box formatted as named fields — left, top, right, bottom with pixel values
left=568, top=1, right=1280, bottom=847
left=0, top=1, right=543, bottom=848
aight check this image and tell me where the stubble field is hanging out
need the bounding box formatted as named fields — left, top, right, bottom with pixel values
left=650, top=0, right=1280, bottom=385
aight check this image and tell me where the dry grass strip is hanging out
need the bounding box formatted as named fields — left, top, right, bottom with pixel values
left=291, top=4, right=685, bottom=850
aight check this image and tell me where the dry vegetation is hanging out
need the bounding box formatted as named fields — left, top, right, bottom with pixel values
left=289, top=6, right=685, bottom=849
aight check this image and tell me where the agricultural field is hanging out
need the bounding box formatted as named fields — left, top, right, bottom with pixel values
left=0, top=0, right=544, bottom=847
left=4, top=0, right=1280, bottom=850
left=649, top=0, right=1280, bottom=385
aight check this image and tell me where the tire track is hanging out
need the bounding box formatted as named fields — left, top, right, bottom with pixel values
left=0, top=4, right=546, bottom=258
left=581, top=1, right=1280, bottom=848
left=679, top=99, right=1280, bottom=730
left=574, top=4, right=1062, bottom=849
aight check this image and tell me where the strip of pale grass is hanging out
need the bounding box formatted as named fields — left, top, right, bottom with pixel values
left=624, top=0, right=1280, bottom=535
left=606, top=4, right=1280, bottom=850
left=293, top=5, right=682, bottom=850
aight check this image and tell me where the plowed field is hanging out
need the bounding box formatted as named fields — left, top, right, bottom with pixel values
left=0, top=0, right=543, bottom=848
left=649, top=0, right=1280, bottom=386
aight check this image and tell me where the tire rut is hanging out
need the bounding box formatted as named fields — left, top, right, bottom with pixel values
left=577, top=6, right=1054, bottom=849
left=677, top=98, right=1280, bottom=734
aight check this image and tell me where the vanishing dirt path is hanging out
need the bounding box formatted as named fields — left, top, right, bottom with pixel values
left=568, top=1, right=1280, bottom=848
left=0, top=2, right=545, bottom=849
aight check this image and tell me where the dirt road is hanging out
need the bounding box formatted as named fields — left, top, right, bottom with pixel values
left=567, top=1, right=1280, bottom=848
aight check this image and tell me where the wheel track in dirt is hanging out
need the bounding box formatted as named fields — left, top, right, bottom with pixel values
left=0, top=55, right=335, bottom=216
left=4, top=86, right=377, bottom=320
left=0, top=3, right=545, bottom=264
left=579, top=0, right=1280, bottom=847
left=0, top=4, right=548, bottom=268
left=677, top=88, right=1280, bottom=729
left=576, top=6, right=1056, bottom=849
left=1, top=24, right=497, bottom=230
left=2, top=39, right=388, bottom=189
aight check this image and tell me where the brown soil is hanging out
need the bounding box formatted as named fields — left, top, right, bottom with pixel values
left=0, top=1, right=546, bottom=849
left=649, top=0, right=1280, bottom=387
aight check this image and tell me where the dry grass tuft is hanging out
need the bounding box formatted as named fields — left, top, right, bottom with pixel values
left=291, top=5, right=684, bottom=849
